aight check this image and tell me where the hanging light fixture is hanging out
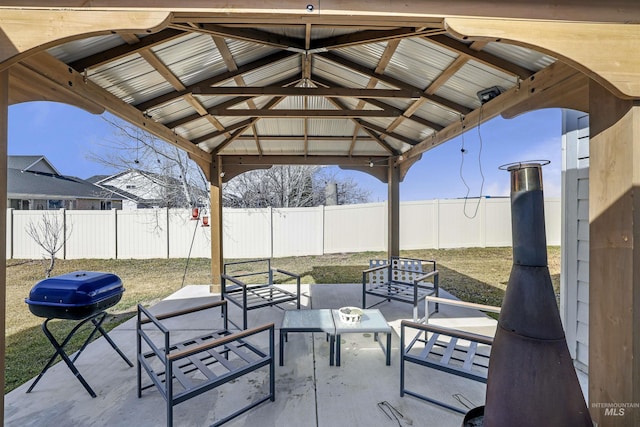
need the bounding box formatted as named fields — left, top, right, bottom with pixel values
left=201, top=215, right=210, bottom=227
left=191, top=207, right=199, bottom=220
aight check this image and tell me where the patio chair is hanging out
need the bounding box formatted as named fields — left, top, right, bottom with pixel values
left=362, top=256, right=439, bottom=321
left=221, top=259, right=301, bottom=330
left=400, top=296, right=500, bottom=413
left=136, top=300, right=275, bottom=427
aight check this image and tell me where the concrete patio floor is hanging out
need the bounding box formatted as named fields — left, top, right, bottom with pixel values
left=5, top=284, right=501, bottom=427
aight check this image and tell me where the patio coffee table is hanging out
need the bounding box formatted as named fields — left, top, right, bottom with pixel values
left=332, top=309, right=392, bottom=366
left=280, top=309, right=335, bottom=366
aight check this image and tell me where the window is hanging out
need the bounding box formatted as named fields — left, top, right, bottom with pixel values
left=48, top=200, right=63, bottom=209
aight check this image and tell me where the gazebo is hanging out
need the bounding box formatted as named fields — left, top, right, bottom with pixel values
left=0, top=2, right=639, bottom=425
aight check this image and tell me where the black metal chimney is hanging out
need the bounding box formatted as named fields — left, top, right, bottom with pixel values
left=475, top=162, right=592, bottom=426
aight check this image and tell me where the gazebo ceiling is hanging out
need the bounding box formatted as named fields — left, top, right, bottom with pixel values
left=8, top=11, right=584, bottom=182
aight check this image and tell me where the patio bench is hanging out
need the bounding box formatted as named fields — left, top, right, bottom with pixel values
left=363, top=256, right=439, bottom=321
left=400, top=297, right=500, bottom=414
left=221, top=259, right=300, bottom=329
left=136, top=300, right=275, bottom=427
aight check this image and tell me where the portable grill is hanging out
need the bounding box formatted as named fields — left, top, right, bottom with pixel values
left=25, top=271, right=133, bottom=397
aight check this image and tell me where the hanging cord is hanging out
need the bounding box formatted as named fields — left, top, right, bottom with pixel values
left=181, top=212, right=200, bottom=288
left=459, top=106, right=486, bottom=219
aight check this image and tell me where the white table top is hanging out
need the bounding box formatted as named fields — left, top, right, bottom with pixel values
left=332, top=309, right=392, bottom=334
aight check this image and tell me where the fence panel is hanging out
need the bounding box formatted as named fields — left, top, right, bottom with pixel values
left=12, top=210, right=62, bottom=259
left=272, top=206, right=324, bottom=257
left=116, top=209, right=168, bottom=259
left=5, top=197, right=562, bottom=260
left=399, top=200, right=438, bottom=250
left=484, top=198, right=512, bottom=247
left=436, top=199, right=484, bottom=248
left=324, top=203, right=386, bottom=253
left=65, top=210, right=116, bottom=259
left=544, top=199, right=561, bottom=246
left=167, top=209, right=211, bottom=258
left=222, top=208, right=271, bottom=259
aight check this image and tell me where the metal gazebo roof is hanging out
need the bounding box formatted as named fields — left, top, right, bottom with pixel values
left=12, top=16, right=558, bottom=182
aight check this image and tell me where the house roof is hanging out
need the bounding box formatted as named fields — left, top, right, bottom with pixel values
left=7, top=156, right=120, bottom=201
left=8, top=155, right=60, bottom=175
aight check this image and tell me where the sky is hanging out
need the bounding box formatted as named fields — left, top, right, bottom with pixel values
left=8, top=101, right=563, bottom=201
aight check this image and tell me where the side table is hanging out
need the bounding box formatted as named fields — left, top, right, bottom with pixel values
left=280, top=309, right=335, bottom=366
left=332, top=309, right=392, bottom=366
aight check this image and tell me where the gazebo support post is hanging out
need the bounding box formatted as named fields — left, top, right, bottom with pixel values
left=0, top=69, right=8, bottom=424
left=387, top=157, right=400, bottom=258
left=589, top=80, right=640, bottom=426
left=209, top=155, right=224, bottom=293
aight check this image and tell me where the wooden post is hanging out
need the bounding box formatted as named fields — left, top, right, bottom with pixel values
left=210, top=156, right=223, bottom=293
left=0, top=69, right=8, bottom=425
left=387, top=157, right=400, bottom=257
left=589, top=80, right=640, bottom=425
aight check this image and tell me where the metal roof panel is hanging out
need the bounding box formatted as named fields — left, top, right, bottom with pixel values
left=384, top=38, right=457, bottom=89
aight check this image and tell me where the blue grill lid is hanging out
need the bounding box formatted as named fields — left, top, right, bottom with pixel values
left=26, top=271, right=123, bottom=307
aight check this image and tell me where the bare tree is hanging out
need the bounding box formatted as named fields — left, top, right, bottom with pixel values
left=223, top=165, right=371, bottom=208
left=87, top=117, right=209, bottom=209
left=26, top=212, right=72, bottom=278
left=90, top=117, right=369, bottom=210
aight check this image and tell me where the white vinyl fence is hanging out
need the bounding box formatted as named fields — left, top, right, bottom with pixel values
left=6, top=197, right=560, bottom=260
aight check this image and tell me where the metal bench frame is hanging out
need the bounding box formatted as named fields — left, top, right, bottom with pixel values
left=221, top=259, right=300, bottom=329
left=136, top=300, right=275, bottom=427
left=400, top=297, right=500, bottom=414
left=363, top=256, right=439, bottom=321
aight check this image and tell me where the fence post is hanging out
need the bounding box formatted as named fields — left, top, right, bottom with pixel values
left=480, top=197, right=487, bottom=248
left=165, top=207, right=170, bottom=259
left=321, top=205, right=326, bottom=255
left=112, top=208, right=118, bottom=259
left=6, top=208, right=12, bottom=259
left=269, top=206, right=273, bottom=259
left=60, top=208, right=67, bottom=260
left=434, top=199, right=440, bottom=249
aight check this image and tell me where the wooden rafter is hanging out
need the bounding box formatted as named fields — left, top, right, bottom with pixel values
left=318, top=52, right=472, bottom=115
left=326, top=97, right=397, bottom=154
left=19, top=51, right=210, bottom=165
left=384, top=55, right=467, bottom=134
left=203, top=109, right=399, bottom=118
left=220, top=154, right=390, bottom=183
left=69, top=28, right=185, bottom=71
left=399, top=60, right=582, bottom=165
left=212, top=35, right=258, bottom=110
left=355, top=119, right=419, bottom=146
left=192, top=119, right=255, bottom=144
left=349, top=39, right=401, bottom=155
left=138, top=49, right=227, bottom=134
left=232, top=136, right=372, bottom=141
left=165, top=76, right=300, bottom=129
left=212, top=96, right=286, bottom=152
left=172, top=23, right=305, bottom=50
left=360, top=97, right=444, bottom=131
left=191, top=86, right=423, bottom=98
left=312, top=75, right=443, bottom=132
left=135, top=50, right=296, bottom=111
left=425, top=34, right=534, bottom=79
left=311, top=27, right=446, bottom=50
left=119, top=33, right=141, bottom=44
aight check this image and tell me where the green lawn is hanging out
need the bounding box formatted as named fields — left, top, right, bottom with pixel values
left=4, top=247, right=560, bottom=393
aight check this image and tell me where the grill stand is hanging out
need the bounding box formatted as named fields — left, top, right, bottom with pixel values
left=26, top=311, right=133, bottom=398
